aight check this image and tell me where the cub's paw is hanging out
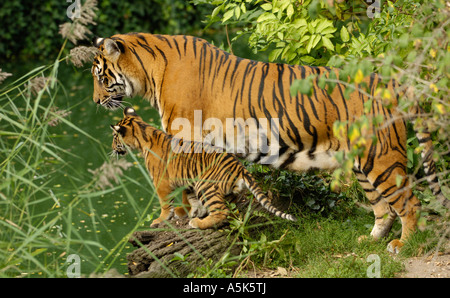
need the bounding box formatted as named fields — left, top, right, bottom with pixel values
left=174, top=207, right=189, bottom=218
left=387, top=239, right=404, bottom=254
left=150, top=218, right=163, bottom=227
left=189, top=205, right=208, bottom=218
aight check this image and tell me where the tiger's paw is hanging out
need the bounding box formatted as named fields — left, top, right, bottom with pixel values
left=357, top=235, right=370, bottom=243
left=188, top=218, right=200, bottom=229
left=387, top=239, right=404, bottom=254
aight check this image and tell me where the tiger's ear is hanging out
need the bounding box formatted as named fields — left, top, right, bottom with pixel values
left=124, top=107, right=138, bottom=117
left=101, top=38, right=124, bottom=62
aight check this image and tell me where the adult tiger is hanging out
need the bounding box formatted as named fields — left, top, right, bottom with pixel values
left=91, top=33, right=448, bottom=253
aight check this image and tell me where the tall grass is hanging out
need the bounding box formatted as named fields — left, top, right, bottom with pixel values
left=0, top=41, right=161, bottom=277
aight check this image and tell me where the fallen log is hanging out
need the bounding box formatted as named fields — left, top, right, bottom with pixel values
left=127, top=190, right=293, bottom=277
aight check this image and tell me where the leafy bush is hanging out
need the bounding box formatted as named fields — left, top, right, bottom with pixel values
left=196, top=0, right=450, bottom=204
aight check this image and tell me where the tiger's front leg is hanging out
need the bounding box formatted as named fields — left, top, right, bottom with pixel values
left=150, top=182, right=174, bottom=226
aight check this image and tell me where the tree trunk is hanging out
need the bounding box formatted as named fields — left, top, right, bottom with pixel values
left=127, top=191, right=293, bottom=277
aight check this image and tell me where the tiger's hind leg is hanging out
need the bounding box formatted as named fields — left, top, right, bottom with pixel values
left=354, top=169, right=397, bottom=241
left=173, top=189, right=208, bottom=219
left=189, top=186, right=229, bottom=229
left=362, top=165, right=421, bottom=253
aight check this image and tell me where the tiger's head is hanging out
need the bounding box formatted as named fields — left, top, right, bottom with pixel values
left=111, top=107, right=143, bottom=155
left=92, top=36, right=143, bottom=109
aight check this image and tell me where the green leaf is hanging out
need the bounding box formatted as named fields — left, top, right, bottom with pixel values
left=286, top=4, right=294, bottom=18
left=261, top=3, right=272, bottom=11
left=340, top=26, right=350, bottom=42
left=306, top=34, right=321, bottom=53
left=321, top=27, right=337, bottom=35
left=396, top=175, right=404, bottom=187
left=322, top=36, right=334, bottom=51
left=234, top=5, right=241, bottom=20
left=292, top=18, right=307, bottom=28
left=257, top=12, right=276, bottom=22
left=211, top=5, right=223, bottom=18
left=300, top=55, right=315, bottom=64
left=290, top=78, right=313, bottom=96
left=269, top=48, right=283, bottom=62
left=316, top=19, right=333, bottom=33
left=222, top=9, right=234, bottom=23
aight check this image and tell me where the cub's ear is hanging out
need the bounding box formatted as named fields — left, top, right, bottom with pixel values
left=92, top=36, right=105, bottom=47
left=110, top=125, right=121, bottom=132
left=124, top=107, right=138, bottom=117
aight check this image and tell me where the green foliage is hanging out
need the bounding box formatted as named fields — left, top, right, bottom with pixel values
left=195, top=0, right=381, bottom=65
left=0, top=38, right=161, bottom=276
left=248, top=165, right=352, bottom=215
left=0, top=0, right=211, bottom=62
left=200, top=0, right=449, bottom=196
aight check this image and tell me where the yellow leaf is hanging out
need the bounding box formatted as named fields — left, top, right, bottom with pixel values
left=413, top=39, right=422, bottom=48
left=348, top=127, right=360, bottom=143
left=429, top=48, right=437, bottom=58
left=434, top=103, right=445, bottom=115
left=354, top=69, right=364, bottom=84
left=429, top=83, right=438, bottom=93
left=382, top=89, right=391, bottom=100
left=414, top=145, right=424, bottom=154
left=166, top=242, right=174, bottom=247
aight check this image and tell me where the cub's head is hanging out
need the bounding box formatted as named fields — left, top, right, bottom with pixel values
left=92, top=36, right=142, bottom=109
left=111, top=107, right=144, bottom=155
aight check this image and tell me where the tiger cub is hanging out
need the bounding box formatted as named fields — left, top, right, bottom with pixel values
left=111, top=107, right=296, bottom=229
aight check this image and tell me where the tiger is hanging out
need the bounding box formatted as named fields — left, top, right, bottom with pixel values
left=92, top=33, right=448, bottom=253
left=111, top=106, right=297, bottom=229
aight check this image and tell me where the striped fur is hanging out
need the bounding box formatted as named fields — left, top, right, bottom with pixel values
left=94, top=33, right=448, bottom=251
left=111, top=107, right=296, bottom=229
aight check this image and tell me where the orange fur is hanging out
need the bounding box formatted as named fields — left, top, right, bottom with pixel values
left=111, top=107, right=296, bottom=229
left=95, top=33, right=447, bottom=251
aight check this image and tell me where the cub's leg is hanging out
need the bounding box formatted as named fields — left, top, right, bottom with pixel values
left=174, top=190, right=192, bottom=218
left=354, top=169, right=397, bottom=240
left=174, top=190, right=208, bottom=218
left=151, top=182, right=174, bottom=226
left=189, top=186, right=229, bottom=229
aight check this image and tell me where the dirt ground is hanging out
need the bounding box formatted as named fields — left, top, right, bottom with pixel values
left=238, top=250, right=450, bottom=278
left=396, top=253, right=450, bottom=278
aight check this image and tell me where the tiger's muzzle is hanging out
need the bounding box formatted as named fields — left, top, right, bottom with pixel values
left=99, top=94, right=124, bottom=110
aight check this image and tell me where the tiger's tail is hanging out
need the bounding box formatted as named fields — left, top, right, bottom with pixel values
left=414, top=127, right=450, bottom=209
left=409, top=97, right=449, bottom=209
left=242, top=172, right=297, bottom=222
